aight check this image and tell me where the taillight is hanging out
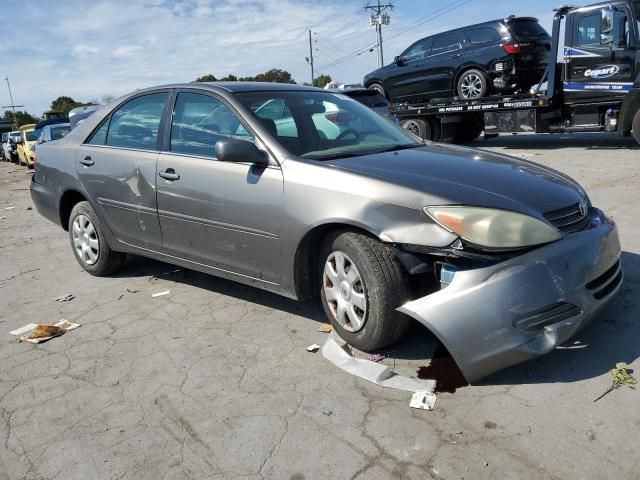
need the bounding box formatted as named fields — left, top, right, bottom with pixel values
left=502, top=42, right=534, bottom=54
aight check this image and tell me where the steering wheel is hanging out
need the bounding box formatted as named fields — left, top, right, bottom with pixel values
left=336, top=128, right=360, bottom=142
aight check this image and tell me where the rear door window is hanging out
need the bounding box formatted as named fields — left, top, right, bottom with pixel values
left=431, top=33, right=462, bottom=55
left=508, top=20, right=549, bottom=39
left=464, top=27, right=501, bottom=45
left=106, top=93, right=168, bottom=150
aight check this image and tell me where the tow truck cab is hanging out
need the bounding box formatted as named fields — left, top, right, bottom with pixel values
left=554, top=0, right=640, bottom=136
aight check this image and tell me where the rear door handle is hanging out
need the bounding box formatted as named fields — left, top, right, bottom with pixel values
left=80, top=156, right=94, bottom=166
left=159, top=168, right=180, bottom=181
left=451, top=53, right=462, bottom=59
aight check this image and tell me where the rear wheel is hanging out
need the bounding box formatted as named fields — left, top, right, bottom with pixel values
left=457, top=69, right=488, bottom=100
left=632, top=110, right=640, bottom=145
left=68, top=201, right=126, bottom=276
left=319, top=230, right=411, bottom=351
left=368, top=82, right=386, bottom=99
left=400, top=118, right=440, bottom=141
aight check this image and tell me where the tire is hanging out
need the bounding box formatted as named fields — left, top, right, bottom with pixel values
left=457, top=69, right=488, bottom=100
left=68, top=201, right=126, bottom=276
left=319, top=230, right=411, bottom=351
left=400, top=118, right=441, bottom=141
left=632, top=110, right=640, bottom=145
left=368, top=82, right=387, bottom=99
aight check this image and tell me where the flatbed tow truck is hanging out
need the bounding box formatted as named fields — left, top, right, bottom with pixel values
left=393, top=1, right=640, bottom=145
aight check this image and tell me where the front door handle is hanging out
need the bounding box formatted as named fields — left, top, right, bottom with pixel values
left=159, top=168, right=180, bottom=181
left=451, top=53, right=462, bottom=59
left=80, top=156, right=94, bottom=166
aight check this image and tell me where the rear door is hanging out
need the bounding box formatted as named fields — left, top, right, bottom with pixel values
left=75, top=91, right=169, bottom=250
left=156, top=90, right=284, bottom=284
left=565, top=5, right=638, bottom=102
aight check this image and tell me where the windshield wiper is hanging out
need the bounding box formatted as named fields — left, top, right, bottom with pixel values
left=372, top=143, right=423, bottom=153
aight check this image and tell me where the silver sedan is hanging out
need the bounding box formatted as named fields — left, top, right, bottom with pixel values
left=30, top=82, right=622, bottom=382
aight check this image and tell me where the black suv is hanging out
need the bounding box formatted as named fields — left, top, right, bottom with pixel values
left=364, top=17, right=551, bottom=102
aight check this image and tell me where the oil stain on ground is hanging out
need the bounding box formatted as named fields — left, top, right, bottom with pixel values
left=417, top=343, right=469, bottom=393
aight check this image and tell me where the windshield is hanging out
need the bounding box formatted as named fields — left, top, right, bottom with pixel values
left=50, top=125, right=71, bottom=140
left=235, top=91, right=421, bottom=160
left=26, top=129, right=40, bottom=142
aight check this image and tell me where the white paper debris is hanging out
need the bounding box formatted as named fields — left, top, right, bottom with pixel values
left=306, top=344, right=320, bottom=352
left=152, top=290, right=170, bottom=297
left=9, top=323, right=38, bottom=336
left=410, top=391, right=437, bottom=411
left=322, top=336, right=436, bottom=393
left=1, top=206, right=16, bottom=211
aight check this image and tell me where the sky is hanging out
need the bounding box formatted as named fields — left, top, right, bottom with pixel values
left=0, top=0, right=564, bottom=116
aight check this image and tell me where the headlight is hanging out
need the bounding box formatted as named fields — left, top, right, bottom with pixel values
left=424, top=206, right=562, bottom=249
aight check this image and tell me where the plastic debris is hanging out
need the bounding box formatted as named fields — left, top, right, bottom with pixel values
left=593, top=362, right=637, bottom=402
left=317, top=324, right=332, bottom=333
left=54, top=293, right=75, bottom=303
left=306, top=344, right=321, bottom=353
left=322, top=336, right=436, bottom=393
left=409, top=390, right=437, bottom=410
left=1, top=206, right=16, bottom=211
left=152, top=290, right=170, bottom=298
left=10, top=320, right=80, bottom=344
left=369, top=353, right=385, bottom=362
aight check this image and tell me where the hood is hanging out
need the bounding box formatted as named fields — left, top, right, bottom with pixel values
left=324, top=144, right=585, bottom=218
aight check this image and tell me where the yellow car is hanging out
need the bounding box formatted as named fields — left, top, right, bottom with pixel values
left=17, top=124, right=38, bottom=168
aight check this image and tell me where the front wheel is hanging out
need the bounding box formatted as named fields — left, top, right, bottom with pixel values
left=367, top=82, right=387, bottom=99
left=319, top=230, right=411, bottom=351
left=68, top=201, right=126, bottom=276
left=457, top=69, right=488, bottom=100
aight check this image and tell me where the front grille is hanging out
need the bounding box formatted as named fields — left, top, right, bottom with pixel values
left=513, top=302, right=582, bottom=332
left=543, top=203, right=590, bottom=233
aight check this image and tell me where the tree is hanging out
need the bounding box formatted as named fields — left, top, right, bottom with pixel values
left=253, top=69, right=295, bottom=84
left=2, top=110, right=38, bottom=128
left=50, top=96, right=85, bottom=114
left=195, top=74, right=217, bottom=82
left=313, top=74, right=332, bottom=88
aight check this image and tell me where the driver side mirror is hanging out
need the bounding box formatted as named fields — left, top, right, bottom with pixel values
left=601, top=9, right=614, bottom=46
left=394, top=55, right=405, bottom=66
left=215, top=138, right=269, bottom=166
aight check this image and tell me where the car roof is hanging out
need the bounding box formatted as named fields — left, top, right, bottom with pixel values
left=133, top=82, right=321, bottom=96
left=19, top=124, right=35, bottom=131
left=425, top=16, right=540, bottom=36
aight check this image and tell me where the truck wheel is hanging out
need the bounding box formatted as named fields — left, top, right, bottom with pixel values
left=401, top=118, right=440, bottom=141
left=319, top=230, right=411, bottom=351
left=368, top=82, right=387, bottom=98
left=68, top=201, right=126, bottom=276
left=457, top=69, right=488, bottom=100
left=632, top=110, right=640, bottom=145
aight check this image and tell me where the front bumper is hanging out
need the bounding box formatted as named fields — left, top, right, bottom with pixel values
left=398, top=209, right=622, bottom=383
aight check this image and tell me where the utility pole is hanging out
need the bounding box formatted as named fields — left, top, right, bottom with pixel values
left=2, top=77, right=23, bottom=129
left=307, top=30, right=315, bottom=86
left=364, top=0, right=393, bottom=68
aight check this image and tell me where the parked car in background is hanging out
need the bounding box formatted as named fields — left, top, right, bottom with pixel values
left=330, top=87, right=394, bottom=120
left=34, top=123, right=72, bottom=165
left=16, top=124, right=38, bottom=168
left=31, top=83, right=621, bottom=382
left=364, top=17, right=551, bottom=102
left=37, top=123, right=71, bottom=144
left=2, top=131, right=19, bottom=162
left=69, top=105, right=99, bottom=128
